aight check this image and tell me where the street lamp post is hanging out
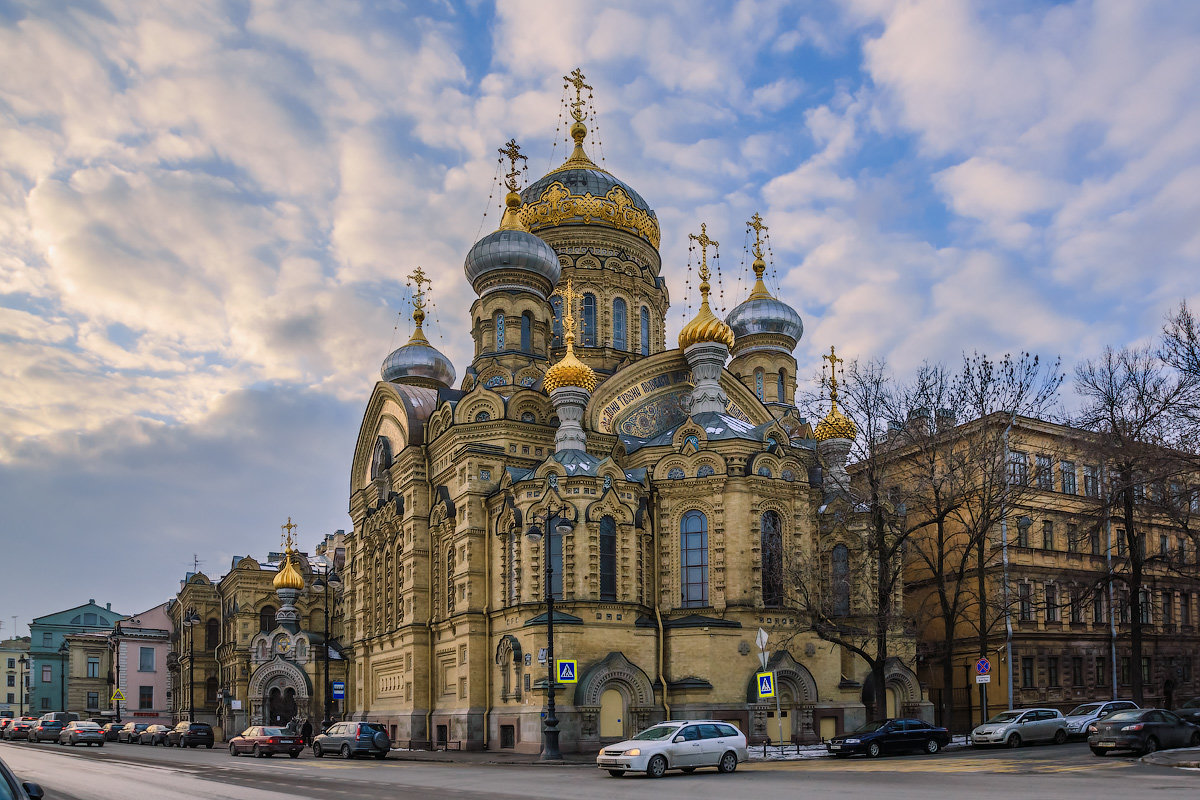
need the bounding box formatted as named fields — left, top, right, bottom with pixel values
left=58, top=642, right=69, bottom=714
left=182, top=609, right=200, bottom=722
left=18, top=654, right=27, bottom=716
left=312, top=565, right=342, bottom=729
left=525, top=508, right=572, bottom=761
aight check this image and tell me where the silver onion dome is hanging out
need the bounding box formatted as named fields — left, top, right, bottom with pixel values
left=463, top=228, right=561, bottom=295
left=381, top=340, right=456, bottom=388
left=726, top=295, right=804, bottom=347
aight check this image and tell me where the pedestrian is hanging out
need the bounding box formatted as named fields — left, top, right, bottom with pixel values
left=301, top=719, right=313, bottom=746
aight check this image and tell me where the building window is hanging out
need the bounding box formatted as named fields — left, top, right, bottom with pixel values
left=1138, top=589, right=1152, bottom=624
left=41, top=665, right=51, bottom=683
left=1018, top=583, right=1033, bottom=621
left=139, top=685, right=153, bottom=709
left=1094, top=590, right=1107, bottom=623
left=777, top=370, right=785, bottom=403
left=1021, top=657, right=1035, bottom=688
left=1163, top=591, right=1174, bottom=627
left=260, top=606, right=276, bottom=632
left=205, top=619, right=218, bottom=650
left=1017, top=521, right=1030, bottom=549
left=6, top=658, right=12, bottom=669
left=680, top=511, right=709, bottom=608
left=599, top=516, right=617, bottom=601
left=1061, top=462, right=1077, bottom=495
left=1182, top=592, right=1192, bottom=626
left=5, top=693, right=11, bottom=704
left=520, top=312, right=532, bottom=352
left=640, top=306, right=650, bottom=355
left=761, top=511, right=783, bottom=608
left=87, top=657, right=100, bottom=678
left=1071, top=589, right=1084, bottom=623
left=1120, top=656, right=1131, bottom=685
left=42, top=633, right=51, bottom=647
left=581, top=293, right=596, bottom=347
left=1160, top=534, right=1169, bottom=556
left=41, top=697, right=49, bottom=709
left=1066, top=523, right=1079, bottom=553
left=139, top=647, right=155, bottom=672
left=1141, top=656, right=1152, bottom=686
left=551, top=296, right=563, bottom=347
left=830, top=543, right=850, bottom=616
left=205, top=676, right=218, bottom=705
left=1071, top=656, right=1083, bottom=686
left=1045, top=584, right=1059, bottom=622
left=549, top=516, right=564, bottom=601
left=1090, top=528, right=1101, bottom=556
left=5, top=675, right=12, bottom=687
left=495, top=312, right=505, bottom=350
left=1007, top=451, right=1029, bottom=486
left=1095, top=656, right=1107, bottom=687
left=1083, top=465, right=1100, bottom=497
left=612, top=298, right=627, bottom=350
left=1042, top=520, right=1055, bottom=550
left=1047, top=656, right=1060, bottom=687
left=1036, top=454, right=1053, bottom=490
left=755, top=369, right=764, bottom=400
left=1117, top=529, right=1127, bottom=557
left=86, top=691, right=99, bottom=709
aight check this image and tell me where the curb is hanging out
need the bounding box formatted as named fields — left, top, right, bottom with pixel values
left=1140, top=747, right=1200, bottom=769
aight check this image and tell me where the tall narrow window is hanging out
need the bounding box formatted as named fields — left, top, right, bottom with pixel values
left=205, top=619, right=218, bottom=650
left=550, top=516, right=564, bottom=600
left=447, top=548, right=456, bottom=613
left=1042, top=520, right=1055, bottom=550
left=259, top=606, right=276, bottom=632
left=755, top=369, right=764, bottom=400
left=640, top=306, right=650, bottom=355
left=551, top=296, right=563, bottom=347
left=520, top=312, right=532, bottom=352
left=761, top=511, right=783, bottom=607
left=1061, top=461, right=1077, bottom=495
left=508, top=532, right=520, bottom=603
left=582, top=294, right=597, bottom=346
left=495, top=313, right=505, bottom=350
left=777, top=370, right=785, bottom=403
left=680, top=511, right=709, bottom=608
left=1007, top=451, right=1029, bottom=485
left=831, top=544, right=850, bottom=616
left=612, top=298, right=627, bottom=350
left=600, top=516, right=617, bottom=601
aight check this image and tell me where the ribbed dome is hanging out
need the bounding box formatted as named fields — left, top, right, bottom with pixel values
left=678, top=302, right=735, bottom=350
left=381, top=338, right=456, bottom=388
left=813, top=402, right=858, bottom=441
left=544, top=348, right=598, bottom=393
left=727, top=295, right=804, bottom=344
left=463, top=227, right=561, bottom=295
left=273, top=553, right=305, bottom=591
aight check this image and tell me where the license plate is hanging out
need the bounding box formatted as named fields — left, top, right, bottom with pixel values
left=280, top=739, right=294, bottom=744
left=829, top=745, right=841, bottom=750
left=1098, top=741, right=1115, bottom=747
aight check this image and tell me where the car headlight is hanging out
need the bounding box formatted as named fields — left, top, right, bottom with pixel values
left=624, top=748, right=641, bottom=756
left=844, top=738, right=861, bottom=744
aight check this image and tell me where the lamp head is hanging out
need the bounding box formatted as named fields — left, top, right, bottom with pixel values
left=555, top=518, right=574, bottom=537
left=58, top=642, right=69, bottom=655
left=326, top=569, right=342, bottom=591
left=525, top=523, right=544, bottom=543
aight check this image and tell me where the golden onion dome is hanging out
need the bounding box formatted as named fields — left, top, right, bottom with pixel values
left=678, top=222, right=735, bottom=350
left=273, top=552, right=305, bottom=591
left=813, top=400, right=858, bottom=441
left=544, top=278, right=598, bottom=393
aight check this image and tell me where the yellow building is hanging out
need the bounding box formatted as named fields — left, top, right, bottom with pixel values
left=64, top=632, right=113, bottom=720
left=1, top=637, right=31, bottom=718
left=344, top=71, right=927, bottom=753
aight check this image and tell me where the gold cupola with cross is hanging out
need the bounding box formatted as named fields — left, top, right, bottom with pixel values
left=678, top=223, right=735, bottom=350
left=381, top=267, right=457, bottom=390
left=543, top=279, right=597, bottom=393
left=273, top=517, right=306, bottom=592
left=814, top=346, right=858, bottom=441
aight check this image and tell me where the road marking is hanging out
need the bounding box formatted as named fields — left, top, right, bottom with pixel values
left=748, top=756, right=1136, bottom=774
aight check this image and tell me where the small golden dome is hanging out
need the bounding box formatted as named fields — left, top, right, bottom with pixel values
left=678, top=222, right=735, bottom=350
left=273, top=552, right=305, bottom=591
left=813, top=401, right=858, bottom=441
left=544, top=278, right=598, bottom=393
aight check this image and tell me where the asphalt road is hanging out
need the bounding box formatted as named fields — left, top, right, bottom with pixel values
left=1, top=738, right=1196, bottom=800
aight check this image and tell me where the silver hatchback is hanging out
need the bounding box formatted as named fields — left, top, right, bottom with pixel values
left=971, top=708, right=1067, bottom=747
left=597, top=720, right=749, bottom=778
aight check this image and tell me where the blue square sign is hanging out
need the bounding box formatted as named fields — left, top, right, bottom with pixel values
left=331, top=681, right=346, bottom=700
left=556, top=660, right=578, bottom=684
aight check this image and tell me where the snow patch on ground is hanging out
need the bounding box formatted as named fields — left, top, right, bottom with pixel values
left=747, top=735, right=971, bottom=762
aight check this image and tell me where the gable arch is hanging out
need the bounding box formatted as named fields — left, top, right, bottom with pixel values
left=573, top=652, right=655, bottom=707
left=745, top=651, right=818, bottom=703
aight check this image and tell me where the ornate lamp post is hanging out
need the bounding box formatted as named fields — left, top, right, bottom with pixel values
left=18, top=654, right=27, bottom=716
left=524, top=507, right=573, bottom=761
left=312, top=565, right=342, bottom=728
left=182, top=609, right=200, bottom=721
left=57, top=641, right=69, bottom=713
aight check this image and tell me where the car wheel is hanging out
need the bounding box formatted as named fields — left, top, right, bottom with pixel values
left=289, top=750, right=300, bottom=759
left=607, top=770, right=625, bottom=778
left=1053, top=729, right=1067, bottom=745
left=924, top=739, right=941, bottom=754
left=206, top=744, right=213, bottom=749
left=1189, top=732, right=1200, bottom=747
left=1144, top=737, right=1159, bottom=755
left=230, top=744, right=238, bottom=756
left=681, top=767, right=696, bottom=773
left=866, top=741, right=882, bottom=758
left=646, top=754, right=668, bottom=779
left=718, top=751, right=738, bottom=774
left=253, top=745, right=263, bottom=758
left=1091, top=747, right=1108, bottom=757
left=374, top=751, right=387, bottom=760
left=1006, top=734, right=1022, bottom=749
left=341, top=744, right=352, bottom=759
left=98, top=742, right=104, bottom=747
left=313, top=743, right=324, bottom=758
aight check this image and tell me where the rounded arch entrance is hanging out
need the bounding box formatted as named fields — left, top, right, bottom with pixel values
left=573, top=652, right=657, bottom=742
left=744, top=652, right=819, bottom=744
left=248, top=656, right=311, bottom=726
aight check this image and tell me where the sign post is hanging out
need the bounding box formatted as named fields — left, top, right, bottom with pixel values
left=975, top=657, right=991, bottom=724
left=756, top=628, right=783, bottom=744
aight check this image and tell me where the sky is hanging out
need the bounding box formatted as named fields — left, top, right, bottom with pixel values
left=1, top=0, right=1199, bottom=636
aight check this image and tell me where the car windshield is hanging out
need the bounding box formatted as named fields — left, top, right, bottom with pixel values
left=1104, top=711, right=1144, bottom=723
left=850, top=720, right=891, bottom=734
left=1067, top=704, right=1102, bottom=716
left=262, top=727, right=286, bottom=736
left=1181, top=698, right=1200, bottom=709
left=985, top=712, right=1022, bottom=724
left=632, top=725, right=680, bottom=740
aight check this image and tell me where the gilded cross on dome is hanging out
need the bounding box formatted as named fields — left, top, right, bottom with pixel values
left=564, top=68, right=592, bottom=122
left=405, top=267, right=432, bottom=343
left=281, top=516, right=298, bottom=551
left=688, top=222, right=719, bottom=287
left=747, top=212, right=768, bottom=260
left=822, top=345, right=845, bottom=403
left=498, top=138, right=527, bottom=192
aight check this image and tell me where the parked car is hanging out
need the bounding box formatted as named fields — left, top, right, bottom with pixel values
left=0, top=750, right=45, bottom=800
left=0, top=720, right=12, bottom=734
left=58, top=721, right=105, bottom=747
left=27, top=720, right=64, bottom=743
left=3, top=719, right=37, bottom=741
left=138, top=725, right=173, bottom=746
left=117, top=722, right=149, bottom=743
left=1088, top=708, right=1200, bottom=756
left=971, top=708, right=1068, bottom=747
left=228, top=726, right=304, bottom=758
left=167, top=721, right=214, bottom=749
left=596, top=720, right=749, bottom=778
left=39, top=712, right=78, bottom=725
left=312, top=721, right=391, bottom=759
left=1176, top=698, right=1200, bottom=726
left=1063, top=701, right=1139, bottom=739
left=826, top=718, right=952, bottom=758
left=100, top=722, right=125, bottom=742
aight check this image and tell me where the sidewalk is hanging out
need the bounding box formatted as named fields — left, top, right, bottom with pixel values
left=1141, top=746, right=1200, bottom=769
left=386, top=747, right=595, bottom=766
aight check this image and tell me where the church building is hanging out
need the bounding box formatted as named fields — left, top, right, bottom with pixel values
left=345, top=70, right=928, bottom=753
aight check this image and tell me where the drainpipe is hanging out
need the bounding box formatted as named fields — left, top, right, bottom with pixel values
left=482, top=501, right=493, bottom=751
left=1103, top=463, right=1117, bottom=701
left=1001, top=422, right=1014, bottom=710
left=648, top=488, right=670, bottom=720
left=425, top=455, right=435, bottom=748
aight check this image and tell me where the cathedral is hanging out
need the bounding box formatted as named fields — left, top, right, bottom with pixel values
left=345, top=70, right=928, bottom=753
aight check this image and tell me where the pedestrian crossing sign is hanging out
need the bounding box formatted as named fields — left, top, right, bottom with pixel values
left=111, top=689, right=125, bottom=703
left=557, top=659, right=578, bottom=684
left=757, top=671, right=775, bottom=698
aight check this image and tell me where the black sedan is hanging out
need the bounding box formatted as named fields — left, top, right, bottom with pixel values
left=1088, top=708, right=1200, bottom=755
left=100, top=722, right=125, bottom=742
left=1177, top=697, right=1200, bottom=726
left=826, top=718, right=952, bottom=758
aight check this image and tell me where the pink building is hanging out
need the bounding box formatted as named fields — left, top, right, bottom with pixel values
left=111, top=602, right=173, bottom=725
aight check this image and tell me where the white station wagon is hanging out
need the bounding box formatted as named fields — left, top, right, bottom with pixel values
left=596, top=720, right=749, bottom=778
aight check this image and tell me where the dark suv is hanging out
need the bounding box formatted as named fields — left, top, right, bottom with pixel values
left=167, top=721, right=214, bottom=749
left=313, top=722, right=390, bottom=759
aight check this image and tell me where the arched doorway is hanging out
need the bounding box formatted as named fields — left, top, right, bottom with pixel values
left=769, top=686, right=795, bottom=743
left=248, top=656, right=310, bottom=726
left=267, top=687, right=298, bottom=725
left=599, top=688, right=625, bottom=739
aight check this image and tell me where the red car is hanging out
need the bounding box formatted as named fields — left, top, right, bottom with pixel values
left=228, top=726, right=303, bottom=758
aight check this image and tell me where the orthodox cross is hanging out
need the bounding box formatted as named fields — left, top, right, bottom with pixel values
left=747, top=212, right=768, bottom=260
left=498, top=138, right=526, bottom=192
left=688, top=223, right=719, bottom=296
left=281, top=516, right=298, bottom=550
left=823, top=346, right=845, bottom=403
left=564, top=68, right=592, bottom=122
left=406, top=266, right=431, bottom=339
left=559, top=278, right=578, bottom=339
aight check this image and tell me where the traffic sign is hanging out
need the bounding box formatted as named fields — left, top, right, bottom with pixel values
left=976, top=674, right=991, bottom=684
left=331, top=681, right=345, bottom=700
left=975, top=657, right=991, bottom=676
left=557, top=660, right=578, bottom=684
left=110, top=689, right=125, bottom=703
left=756, top=671, right=776, bottom=698
left=756, top=628, right=770, bottom=670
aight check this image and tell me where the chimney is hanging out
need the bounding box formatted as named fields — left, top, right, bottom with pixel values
left=89, top=598, right=95, bottom=605
left=106, top=603, right=111, bottom=611
left=935, top=408, right=956, bottom=431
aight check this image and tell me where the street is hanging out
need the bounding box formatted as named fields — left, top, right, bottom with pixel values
left=1, top=739, right=1196, bottom=799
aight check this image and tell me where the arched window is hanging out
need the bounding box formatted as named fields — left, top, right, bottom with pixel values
left=550, top=515, right=565, bottom=600
left=551, top=296, right=563, bottom=347
left=777, top=369, right=786, bottom=403
left=259, top=606, right=276, bottom=633
left=495, top=312, right=505, bottom=350
left=640, top=306, right=651, bottom=355
left=755, top=368, right=764, bottom=400
left=832, top=544, right=850, bottom=616
left=681, top=511, right=709, bottom=608
left=370, top=436, right=392, bottom=480
left=205, top=676, right=218, bottom=706
left=582, top=293, right=597, bottom=347
left=600, top=516, right=617, bottom=600
left=205, top=618, right=219, bottom=650
left=612, top=298, right=627, bottom=351
left=520, top=312, right=532, bottom=352
left=761, top=512, right=783, bottom=607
